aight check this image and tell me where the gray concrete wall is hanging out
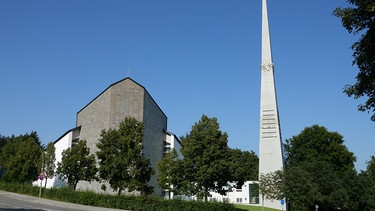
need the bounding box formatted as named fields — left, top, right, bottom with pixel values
left=76, top=79, right=145, bottom=156
left=75, top=85, right=112, bottom=193
left=75, top=78, right=167, bottom=196
left=108, top=79, right=144, bottom=128
left=142, top=90, right=167, bottom=196
left=76, top=88, right=111, bottom=154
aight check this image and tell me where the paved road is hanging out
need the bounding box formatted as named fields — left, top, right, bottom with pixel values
left=0, top=190, right=127, bottom=211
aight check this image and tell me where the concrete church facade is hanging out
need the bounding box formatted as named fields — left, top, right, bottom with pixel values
left=43, top=77, right=180, bottom=196
left=75, top=77, right=167, bottom=195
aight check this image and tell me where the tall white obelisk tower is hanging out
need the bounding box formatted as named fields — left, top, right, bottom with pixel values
left=259, top=0, right=284, bottom=209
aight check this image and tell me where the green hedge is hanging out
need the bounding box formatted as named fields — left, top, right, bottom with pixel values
left=0, top=182, right=236, bottom=211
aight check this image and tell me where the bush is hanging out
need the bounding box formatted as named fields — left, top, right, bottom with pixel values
left=0, top=182, right=235, bottom=211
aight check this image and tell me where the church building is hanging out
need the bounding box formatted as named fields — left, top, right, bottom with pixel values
left=45, top=77, right=180, bottom=196
left=39, top=0, right=285, bottom=208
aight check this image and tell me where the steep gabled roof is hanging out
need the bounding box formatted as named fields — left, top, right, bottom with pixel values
left=76, top=77, right=167, bottom=119
left=53, top=126, right=81, bottom=145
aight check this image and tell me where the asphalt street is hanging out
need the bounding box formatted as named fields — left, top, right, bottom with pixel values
left=0, top=190, right=127, bottom=211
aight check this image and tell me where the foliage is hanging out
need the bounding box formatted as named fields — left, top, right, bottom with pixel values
left=56, top=140, right=97, bottom=190
left=157, top=149, right=179, bottom=197
left=284, top=125, right=357, bottom=210
left=44, top=142, right=56, bottom=188
left=0, top=181, right=236, bottom=211
left=285, top=124, right=356, bottom=172
left=333, top=1, right=375, bottom=121
left=286, top=161, right=352, bottom=210
left=0, top=132, right=43, bottom=183
left=228, top=148, right=258, bottom=188
left=157, top=115, right=258, bottom=201
left=258, top=170, right=284, bottom=211
left=96, top=117, right=154, bottom=195
left=339, top=167, right=375, bottom=211
left=351, top=156, right=375, bottom=210
left=0, top=135, right=7, bottom=151
left=178, top=114, right=231, bottom=202
left=283, top=164, right=318, bottom=210
left=0, top=181, right=40, bottom=196
left=366, top=156, right=375, bottom=182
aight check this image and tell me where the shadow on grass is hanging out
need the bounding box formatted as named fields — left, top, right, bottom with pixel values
left=235, top=208, right=248, bottom=211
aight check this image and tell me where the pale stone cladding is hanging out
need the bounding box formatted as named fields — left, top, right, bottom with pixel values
left=75, top=77, right=167, bottom=196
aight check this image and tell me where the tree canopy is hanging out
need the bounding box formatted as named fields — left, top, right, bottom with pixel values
left=283, top=165, right=318, bottom=210
left=179, top=114, right=231, bottom=202
left=334, top=0, right=375, bottom=121
left=0, top=132, right=43, bottom=183
left=157, top=115, right=259, bottom=201
left=359, top=156, right=375, bottom=210
left=0, top=135, right=7, bottom=152
left=56, top=140, right=97, bottom=190
left=44, top=142, right=56, bottom=188
left=285, top=124, right=356, bottom=172
left=157, top=149, right=180, bottom=198
left=228, top=148, right=258, bottom=188
left=96, top=117, right=154, bottom=195
left=258, top=170, right=284, bottom=210
left=366, top=156, right=375, bottom=182
left=284, top=125, right=357, bottom=210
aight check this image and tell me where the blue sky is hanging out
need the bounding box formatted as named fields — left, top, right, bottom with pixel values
left=0, top=0, right=373, bottom=171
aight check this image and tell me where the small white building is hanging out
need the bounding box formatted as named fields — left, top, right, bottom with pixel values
left=164, top=130, right=182, bottom=159
left=208, top=181, right=259, bottom=205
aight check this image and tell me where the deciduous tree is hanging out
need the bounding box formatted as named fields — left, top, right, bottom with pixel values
left=285, top=125, right=356, bottom=172
left=0, top=132, right=42, bottom=183
left=284, top=125, right=357, bottom=210
left=179, top=114, right=231, bottom=202
left=56, top=140, right=97, bottom=190
left=228, top=148, right=258, bottom=188
left=96, top=117, right=154, bottom=195
left=334, top=1, right=375, bottom=121
left=44, top=142, right=56, bottom=188
left=157, top=149, right=180, bottom=198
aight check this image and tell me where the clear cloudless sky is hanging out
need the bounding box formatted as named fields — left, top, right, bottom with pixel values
left=0, top=0, right=373, bottom=171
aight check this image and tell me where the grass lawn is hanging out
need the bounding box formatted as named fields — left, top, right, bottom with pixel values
left=234, top=204, right=281, bottom=211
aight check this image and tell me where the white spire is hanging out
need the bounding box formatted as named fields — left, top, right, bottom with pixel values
left=259, top=0, right=285, bottom=209
left=261, top=0, right=273, bottom=67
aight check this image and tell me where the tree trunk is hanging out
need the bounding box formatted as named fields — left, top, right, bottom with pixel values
left=73, top=181, right=78, bottom=191
left=204, top=187, right=208, bottom=202
left=262, top=194, right=265, bottom=211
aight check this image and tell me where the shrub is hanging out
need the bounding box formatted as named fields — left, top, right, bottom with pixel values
left=0, top=182, right=235, bottom=211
